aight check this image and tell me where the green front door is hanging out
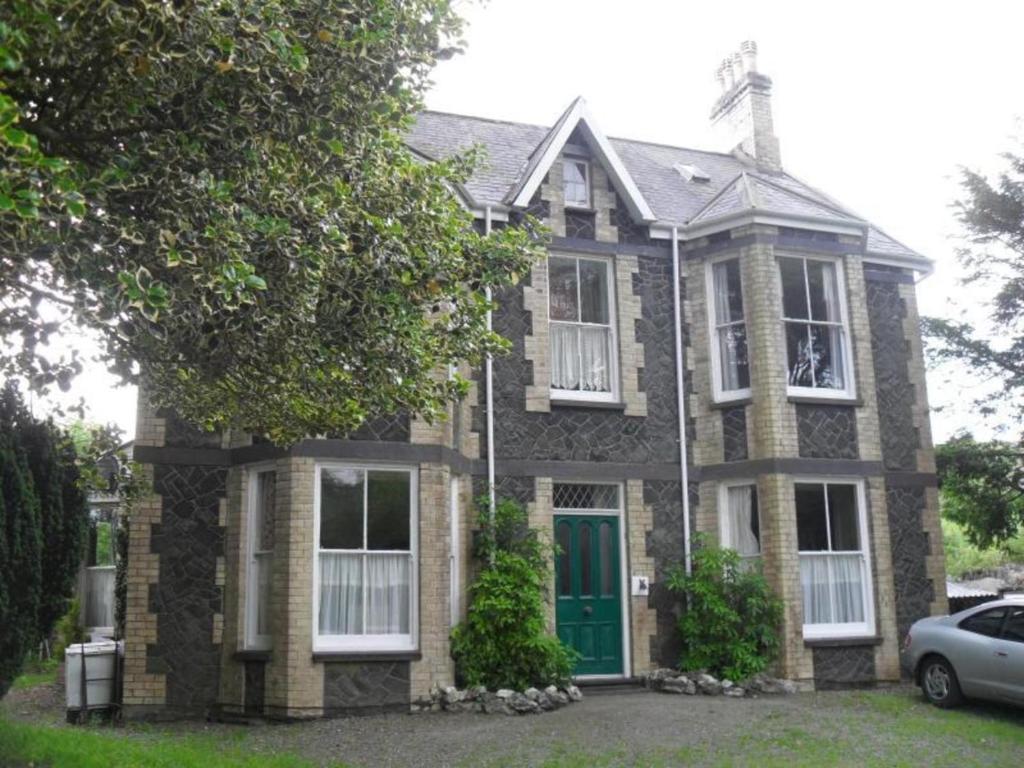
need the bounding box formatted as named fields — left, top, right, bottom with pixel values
left=554, top=515, right=623, bottom=676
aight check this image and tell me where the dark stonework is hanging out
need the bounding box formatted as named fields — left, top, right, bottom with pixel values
left=343, top=414, right=410, bottom=443
left=643, top=479, right=691, bottom=667
left=812, top=646, right=876, bottom=689
left=148, top=463, right=227, bottom=713
left=611, top=192, right=651, bottom=246
left=795, top=405, right=859, bottom=459
left=565, top=211, right=595, bottom=239
left=487, top=254, right=683, bottom=465
left=886, top=484, right=934, bottom=645
left=322, top=662, right=410, bottom=714
left=244, top=661, right=265, bottom=715
left=722, top=406, right=748, bottom=462
left=866, top=279, right=919, bottom=471
left=471, top=474, right=535, bottom=506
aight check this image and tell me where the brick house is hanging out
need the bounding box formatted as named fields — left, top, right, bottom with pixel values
left=123, top=42, right=946, bottom=718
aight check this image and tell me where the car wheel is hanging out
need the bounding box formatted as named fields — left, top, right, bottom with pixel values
left=920, top=655, right=964, bottom=708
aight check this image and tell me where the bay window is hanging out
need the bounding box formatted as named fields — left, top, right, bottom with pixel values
left=719, top=482, right=760, bottom=566
left=315, top=465, right=416, bottom=651
left=245, top=469, right=275, bottom=650
left=796, top=481, right=874, bottom=638
left=549, top=255, right=618, bottom=401
left=779, top=256, right=853, bottom=397
left=707, top=258, right=750, bottom=400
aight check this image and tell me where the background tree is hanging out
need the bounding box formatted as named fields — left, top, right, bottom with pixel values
left=0, top=387, right=44, bottom=699
left=936, top=435, right=1024, bottom=548
left=924, top=144, right=1024, bottom=548
left=1, top=1, right=542, bottom=445
left=0, top=384, right=88, bottom=699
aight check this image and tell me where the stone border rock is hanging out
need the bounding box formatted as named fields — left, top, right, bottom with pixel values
left=643, top=669, right=798, bottom=698
left=412, top=684, right=583, bottom=715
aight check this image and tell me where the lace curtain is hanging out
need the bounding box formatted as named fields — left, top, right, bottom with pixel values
left=319, top=553, right=410, bottom=635
left=800, top=553, right=865, bottom=625
left=551, top=324, right=610, bottom=392
left=724, top=485, right=760, bottom=557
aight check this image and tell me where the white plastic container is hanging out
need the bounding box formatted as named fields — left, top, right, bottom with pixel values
left=65, top=640, right=121, bottom=712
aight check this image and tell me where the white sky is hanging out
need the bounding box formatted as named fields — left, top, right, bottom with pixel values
left=43, top=0, right=1022, bottom=443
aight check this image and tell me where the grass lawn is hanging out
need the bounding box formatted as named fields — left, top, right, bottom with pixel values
left=10, top=668, right=57, bottom=692
left=1, top=687, right=1022, bottom=767
left=0, top=720, right=348, bottom=768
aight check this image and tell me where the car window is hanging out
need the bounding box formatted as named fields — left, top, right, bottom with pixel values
left=1001, top=607, right=1024, bottom=643
left=959, top=607, right=1007, bottom=637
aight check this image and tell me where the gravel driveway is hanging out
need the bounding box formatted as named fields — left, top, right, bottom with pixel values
left=5, top=682, right=1024, bottom=767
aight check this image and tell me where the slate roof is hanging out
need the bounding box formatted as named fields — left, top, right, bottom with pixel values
left=407, top=108, right=926, bottom=263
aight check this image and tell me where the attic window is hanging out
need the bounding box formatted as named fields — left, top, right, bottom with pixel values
left=674, top=163, right=710, bottom=183
left=564, top=159, right=590, bottom=208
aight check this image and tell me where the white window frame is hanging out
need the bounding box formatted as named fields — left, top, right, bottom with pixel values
left=548, top=253, right=620, bottom=404
left=705, top=255, right=752, bottom=403
left=551, top=480, right=632, bottom=681
left=795, top=477, right=875, bottom=640
left=244, top=464, right=276, bottom=651
left=563, top=157, right=591, bottom=209
left=777, top=254, right=857, bottom=400
left=312, top=462, right=419, bottom=653
left=717, top=480, right=761, bottom=565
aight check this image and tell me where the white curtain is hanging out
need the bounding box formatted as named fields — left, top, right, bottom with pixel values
left=366, top=554, right=411, bottom=634
left=713, top=261, right=733, bottom=324
left=85, top=566, right=115, bottom=628
left=725, top=486, right=759, bottom=556
left=551, top=324, right=580, bottom=390
left=819, top=263, right=845, bottom=389
left=319, top=553, right=363, bottom=634
left=552, top=324, right=610, bottom=392
left=717, top=327, right=744, bottom=391
left=800, top=554, right=865, bottom=625
left=580, top=326, right=610, bottom=392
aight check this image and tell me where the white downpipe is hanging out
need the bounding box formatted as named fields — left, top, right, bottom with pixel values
left=671, top=227, right=693, bottom=575
left=484, top=206, right=497, bottom=528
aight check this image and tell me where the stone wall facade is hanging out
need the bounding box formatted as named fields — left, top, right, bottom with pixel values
left=124, top=146, right=944, bottom=718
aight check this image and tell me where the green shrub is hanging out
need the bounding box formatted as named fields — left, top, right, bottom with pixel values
left=53, top=598, right=87, bottom=661
left=450, top=497, right=577, bottom=690
left=665, top=536, right=783, bottom=681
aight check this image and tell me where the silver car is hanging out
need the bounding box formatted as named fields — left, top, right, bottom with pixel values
left=901, top=599, right=1024, bottom=708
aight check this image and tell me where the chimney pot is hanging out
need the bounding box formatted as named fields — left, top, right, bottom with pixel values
left=709, top=41, right=781, bottom=171
left=721, top=58, right=735, bottom=89
left=740, top=40, right=758, bottom=73
left=730, top=52, right=744, bottom=82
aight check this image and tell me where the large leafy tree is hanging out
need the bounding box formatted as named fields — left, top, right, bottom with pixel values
left=1, top=1, right=541, bottom=445
left=924, top=146, right=1024, bottom=545
left=936, top=435, right=1024, bottom=548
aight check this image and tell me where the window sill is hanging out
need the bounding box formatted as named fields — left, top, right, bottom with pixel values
left=550, top=397, right=626, bottom=411
left=234, top=650, right=272, bottom=662
left=312, top=651, right=422, bottom=663
left=803, top=635, right=883, bottom=648
left=708, top=396, right=752, bottom=411
left=787, top=395, right=863, bottom=407
left=563, top=205, right=596, bottom=214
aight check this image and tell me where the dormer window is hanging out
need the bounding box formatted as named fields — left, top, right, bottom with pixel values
left=564, top=159, right=590, bottom=208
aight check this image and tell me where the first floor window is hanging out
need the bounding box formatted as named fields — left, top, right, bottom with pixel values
left=549, top=254, right=617, bottom=399
left=779, top=256, right=852, bottom=395
left=709, top=258, right=750, bottom=398
left=719, top=483, right=760, bottom=565
left=796, top=481, right=873, bottom=638
left=246, top=469, right=275, bottom=649
left=316, top=466, right=415, bottom=650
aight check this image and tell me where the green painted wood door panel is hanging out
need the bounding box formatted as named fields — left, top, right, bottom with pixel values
left=554, top=515, right=623, bottom=676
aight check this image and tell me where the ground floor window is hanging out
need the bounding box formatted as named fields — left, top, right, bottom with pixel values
left=314, top=465, right=416, bottom=652
left=796, top=480, right=874, bottom=639
left=718, top=482, right=760, bottom=567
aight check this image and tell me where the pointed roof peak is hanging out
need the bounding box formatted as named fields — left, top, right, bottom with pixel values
left=505, top=98, right=655, bottom=222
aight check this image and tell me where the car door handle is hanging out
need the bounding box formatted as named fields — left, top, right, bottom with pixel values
left=995, top=651, right=1009, bottom=658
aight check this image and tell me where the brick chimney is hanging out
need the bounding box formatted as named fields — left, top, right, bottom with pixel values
left=710, top=41, right=781, bottom=171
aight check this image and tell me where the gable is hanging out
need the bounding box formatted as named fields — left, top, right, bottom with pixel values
left=505, top=98, right=655, bottom=223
